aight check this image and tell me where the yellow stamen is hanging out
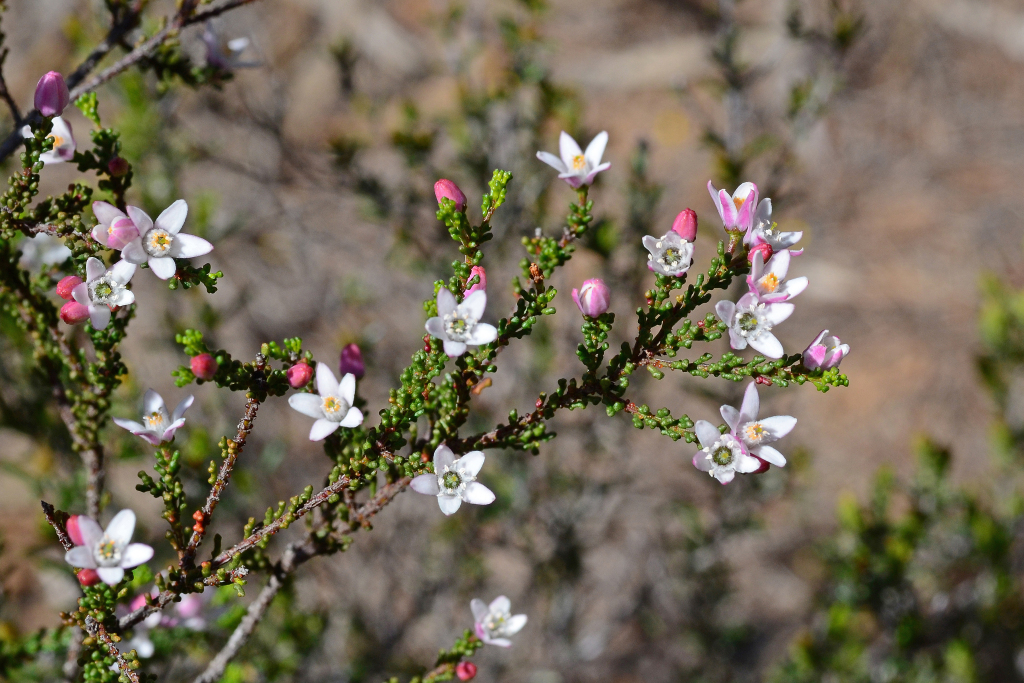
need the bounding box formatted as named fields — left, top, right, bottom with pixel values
left=760, top=273, right=779, bottom=293
left=733, top=195, right=745, bottom=210
left=744, top=423, right=766, bottom=442
left=572, top=154, right=586, bottom=171
left=48, top=134, right=64, bottom=147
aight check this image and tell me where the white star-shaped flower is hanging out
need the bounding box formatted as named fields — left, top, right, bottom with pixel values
left=113, top=389, right=194, bottom=446
left=746, top=249, right=807, bottom=304
left=471, top=596, right=527, bottom=647
left=425, top=288, right=498, bottom=358
left=71, top=257, right=136, bottom=330
left=410, top=444, right=496, bottom=515
left=287, top=362, right=364, bottom=441
left=536, top=131, right=611, bottom=188
left=691, top=421, right=761, bottom=485
left=121, top=200, right=213, bottom=280
left=63, top=509, right=154, bottom=585
left=642, top=231, right=694, bottom=277
left=745, top=198, right=803, bottom=252
left=720, top=381, right=796, bottom=471
left=715, top=292, right=793, bottom=359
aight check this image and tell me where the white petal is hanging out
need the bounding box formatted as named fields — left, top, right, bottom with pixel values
left=558, top=131, right=583, bottom=168
left=38, top=150, right=62, bottom=165
left=767, top=249, right=791, bottom=280
left=77, top=516, right=104, bottom=548
left=434, top=444, right=456, bottom=472
left=65, top=546, right=96, bottom=568
left=437, top=495, right=462, bottom=515
left=97, top=567, right=125, bottom=585
left=168, top=233, right=212, bottom=259
left=692, top=453, right=713, bottom=472
left=694, top=420, right=721, bottom=449
left=172, top=395, right=194, bottom=422
left=133, top=636, right=155, bottom=659
left=436, top=288, right=457, bottom=316
left=443, top=340, right=467, bottom=357
left=504, top=614, right=528, bottom=636
left=105, top=509, right=136, bottom=545
left=715, top=300, right=735, bottom=324
left=739, top=382, right=759, bottom=425
left=89, top=305, right=111, bottom=330
left=93, top=201, right=126, bottom=227
left=309, top=418, right=339, bottom=441
left=111, top=289, right=135, bottom=306
left=749, top=332, right=784, bottom=359
left=489, top=596, right=511, bottom=615
left=758, top=415, right=797, bottom=440
left=315, top=362, right=339, bottom=397
left=143, top=390, right=166, bottom=416
left=148, top=256, right=176, bottom=280
left=155, top=199, right=188, bottom=234
left=735, top=453, right=763, bottom=474
left=485, top=637, right=513, bottom=648
left=458, top=451, right=485, bottom=477
left=410, top=473, right=440, bottom=495
left=339, top=406, right=363, bottom=428
left=112, top=418, right=148, bottom=435
left=338, top=373, right=356, bottom=405
left=720, top=405, right=741, bottom=431
left=463, top=482, right=495, bottom=506
left=584, top=131, right=608, bottom=167
left=467, top=323, right=497, bottom=346
left=536, top=151, right=568, bottom=173
left=460, top=289, right=487, bottom=321
left=714, top=469, right=735, bottom=485
left=91, top=224, right=110, bottom=246
left=763, top=302, right=794, bottom=326
left=425, top=317, right=446, bottom=339
left=470, top=598, right=489, bottom=622
left=753, top=445, right=787, bottom=467
left=127, top=206, right=153, bottom=234
left=120, top=543, right=154, bottom=568
left=72, top=282, right=90, bottom=306
left=780, top=276, right=808, bottom=299
left=122, top=239, right=147, bottom=264
left=109, top=259, right=137, bottom=284
left=85, top=257, right=106, bottom=282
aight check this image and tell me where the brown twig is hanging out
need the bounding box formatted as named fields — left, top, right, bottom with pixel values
left=40, top=500, right=74, bottom=551
left=84, top=616, right=141, bottom=683
left=118, top=566, right=248, bottom=630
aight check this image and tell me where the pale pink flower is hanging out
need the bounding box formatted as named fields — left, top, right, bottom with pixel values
left=643, top=231, right=693, bottom=277
left=425, top=288, right=497, bottom=357
left=715, top=292, right=793, bottom=359
left=746, top=249, right=807, bottom=304
left=91, top=202, right=141, bottom=251
left=63, top=509, right=154, bottom=585
left=71, top=257, right=136, bottom=330
left=114, top=389, right=194, bottom=445
left=803, top=330, right=850, bottom=370
left=721, top=382, right=796, bottom=472
left=707, top=181, right=758, bottom=232
left=470, top=596, right=527, bottom=647
left=536, top=131, right=610, bottom=188
left=745, top=197, right=803, bottom=252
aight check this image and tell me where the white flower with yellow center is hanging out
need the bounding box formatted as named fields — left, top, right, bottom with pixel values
left=471, top=596, right=527, bottom=647
left=70, top=257, right=136, bottom=330
left=745, top=198, right=803, bottom=252
left=288, top=362, right=364, bottom=441
left=425, top=288, right=498, bottom=358
left=63, top=509, right=154, bottom=586
left=113, top=389, right=194, bottom=446
left=22, top=116, right=76, bottom=165
left=536, top=131, right=611, bottom=188
left=691, top=421, right=762, bottom=485
left=746, top=249, right=807, bottom=304
left=642, top=231, right=694, bottom=277
left=715, top=292, right=793, bottom=359
left=719, top=381, right=796, bottom=471
left=410, top=444, right=495, bottom=515
left=121, top=200, right=213, bottom=280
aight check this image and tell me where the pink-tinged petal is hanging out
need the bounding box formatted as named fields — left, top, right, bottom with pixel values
left=789, top=248, right=804, bottom=257
left=122, top=239, right=147, bottom=264
left=436, top=287, right=457, bottom=316
left=338, top=373, right=356, bottom=405
left=425, top=317, right=446, bottom=339
left=288, top=393, right=323, bottom=419
left=315, top=362, right=339, bottom=397
left=736, top=194, right=755, bottom=230
left=825, top=344, right=851, bottom=368
left=96, top=567, right=125, bottom=585
left=65, top=545, right=96, bottom=568
left=707, top=181, right=724, bottom=218
left=72, top=282, right=90, bottom=306
left=714, top=469, right=735, bottom=485
left=536, top=151, right=568, bottom=173
left=155, top=199, right=188, bottom=234
left=112, top=417, right=148, bottom=435
left=694, top=420, right=721, bottom=449
left=109, top=259, right=137, bottom=284
left=728, top=327, right=747, bottom=350
left=720, top=404, right=741, bottom=431
left=804, top=345, right=827, bottom=369
left=143, top=390, right=166, bottom=416
left=149, top=256, right=176, bottom=280
left=558, top=131, right=583, bottom=168
left=309, top=418, right=339, bottom=441
left=38, top=150, right=63, bottom=165
left=463, top=482, right=495, bottom=505
left=739, top=382, right=759, bottom=425
left=693, top=453, right=713, bottom=472
left=443, top=340, right=467, bottom=357
left=750, top=250, right=765, bottom=280
left=127, top=206, right=153, bottom=234
left=460, top=290, right=487, bottom=321
left=410, top=473, right=440, bottom=495
left=77, top=516, right=104, bottom=548
left=718, top=189, right=738, bottom=225
left=168, top=233, right=212, bottom=259
left=758, top=415, right=796, bottom=440
left=467, top=323, right=497, bottom=346
left=748, top=332, right=784, bottom=359
left=93, top=201, right=126, bottom=226
left=459, top=451, right=485, bottom=477
left=339, top=406, right=363, bottom=428
left=560, top=175, right=584, bottom=189
left=470, top=599, right=489, bottom=622
left=583, top=161, right=611, bottom=186
left=437, top=495, right=462, bottom=515
left=809, top=329, right=828, bottom=347
left=584, top=131, right=608, bottom=167
left=172, top=395, right=194, bottom=422
left=715, top=300, right=735, bottom=324
left=88, top=305, right=111, bottom=330
left=85, top=257, right=106, bottom=282
left=434, top=444, right=456, bottom=472
left=91, top=225, right=110, bottom=246
left=161, top=419, right=185, bottom=442
left=66, top=516, right=85, bottom=545
left=753, top=445, right=786, bottom=467
left=120, top=543, right=154, bottom=568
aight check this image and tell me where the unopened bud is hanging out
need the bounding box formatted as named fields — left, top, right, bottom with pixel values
left=747, top=242, right=772, bottom=264
left=77, top=568, right=100, bottom=586
left=751, top=456, right=771, bottom=474
left=434, top=179, right=467, bottom=212
left=56, top=275, right=82, bottom=301
left=572, top=278, right=610, bottom=317
left=465, top=265, right=486, bottom=295
left=287, top=361, right=314, bottom=388
left=191, top=353, right=218, bottom=381
left=59, top=300, right=90, bottom=325
left=456, top=662, right=477, bottom=681
left=34, top=71, right=70, bottom=117
left=106, top=216, right=140, bottom=251
left=672, top=208, right=698, bottom=241
left=339, top=344, right=365, bottom=379
left=66, top=515, right=84, bottom=545
left=107, top=156, right=130, bottom=177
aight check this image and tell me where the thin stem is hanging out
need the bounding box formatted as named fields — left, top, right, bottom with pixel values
left=84, top=616, right=141, bottom=683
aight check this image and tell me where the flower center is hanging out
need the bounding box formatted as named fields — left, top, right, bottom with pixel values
left=659, top=247, right=682, bottom=268
left=322, top=395, right=348, bottom=421
left=89, top=275, right=122, bottom=305
left=711, top=444, right=734, bottom=467
left=737, top=312, right=759, bottom=333
left=442, top=470, right=462, bottom=491
left=733, top=195, right=746, bottom=210
left=443, top=313, right=474, bottom=342
left=48, top=134, right=65, bottom=148
left=94, top=536, right=122, bottom=567
left=744, top=422, right=766, bottom=443
left=485, top=611, right=508, bottom=635
left=759, top=273, right=779, bottom=293
left=143, top=228, right=173, bottom=256
left=572, top=154, right=586, bottom=171
left=144, top=410, right=166, bottom=430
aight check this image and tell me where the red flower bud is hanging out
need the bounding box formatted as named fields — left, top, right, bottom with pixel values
left=287, top=361, right=314, bottom=388
left=434, top=179, right=467, bottom=212
left=747, top=242, right=773, bottom=264
left=77, top=568, right=100, bottom=586
left=59, top=300, right=90, bottom=325
left=456, top=662, right=477, bottom=681
left=191, top=353, right=218, bottom=381
left=107, top=156, right=130, bottom=177
left=56, top=275, right=82, bottom=301
left=339, top=343, right=365, bottom=378
left=672, top=208, right=698, bottom=241
left=66, top=515, right=84, bottom=545
left=751, top=455, right=771, bottom=474
left=34, top=71, right=70, bottom=117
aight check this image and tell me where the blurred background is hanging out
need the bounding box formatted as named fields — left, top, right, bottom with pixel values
left=4, top=0, right=1024, bottom=681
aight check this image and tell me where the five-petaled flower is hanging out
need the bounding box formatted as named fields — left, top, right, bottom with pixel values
left=643, top=231, right=694, bottom=277
left=716, top=292, right=793, bottom=359
left=745, top=197, right=803, bottom=253
left=425, top=288, right=497, bottom=358
left=287, top=362, right=364, bottom=441
left=410, top=444, right=495, bottom=515
left=114, top=389, right=194, bottom=445
left=121, top=200, right=213, bottom=280
left=471, top=596, right=527, bottom=647
left=64, top=509, right=154, bottom=586
left=536, top=131, right=610, bottom=188
left=721, top=381, right=796, bottom=472
left=692, top=421, right=761, bottom=485
left=803, top=329, right=850, bottom=370
left=746, top=249, right=807, bottom=304
left=708, top=181, right=758, bottom=232
left=71, top=257, right=136, bottom=330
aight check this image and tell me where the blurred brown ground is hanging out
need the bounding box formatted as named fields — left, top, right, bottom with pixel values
left=2, top=0, right=1024, bottom=681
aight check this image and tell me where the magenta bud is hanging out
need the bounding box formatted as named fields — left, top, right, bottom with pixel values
left=106, top=216, right=140, bottom=251
left=59, top=300, right=90, bottom=325
left=747, top=242, right=772, bottom=264
left=339, top=344, right=365, bottom=379
left=802, top=329, right=850, bottom=370
left=77, top=568, right=100, bottom=586
left=56, top=275, right=82, bottom=301
left=34, top=71, right=70, bottom=117
left=191, top=353, right=218, bottom=381
left=456, top=662, right=477, bottom=681
left=672, top=208, right=698, bottom=241
left=434, top=179, right=467, bottom=212
left=107, top=156, right=129, bottom=177
left=572, top=278, right=611, bottom=317
left=465, top=265, right=486, bottom=295
left=287, top=361, right=314, bottom=388
left=751, top=456, right=771, bottom=474
left=66, top=515, right=84, bottom=545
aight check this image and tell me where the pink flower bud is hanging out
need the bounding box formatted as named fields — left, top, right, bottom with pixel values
left=34, top=71, right=70, bottom=117
left=802, top=329, right=850, bottom=370
left=191, top=353, right=218, bottom=381
left=107, top=156, right=130, bottom=177
left=572, top=278, right=610, bottom=317
left=287, top=361, right=314, bottom=388
left=66, top=515, right=84, bottom=545
left=77, top=568, right=100, bottom=586
left=747, top=242, right=772, bottom=264
left=465, top=266, right=486, bottom=295
left=456, top=662, right=477, bottom=681
left=59, top=301, right=90, bottom=325
left=434, top=179, right=467, bottom=212
left=106, top=216, right=140, bottom=251
left=56, top=275, right=82, bottom=301
left=751, top=455, right=771, bottom=474
left=672, top=208, right=698, bottom=241
left=339, top=344, right=365, bottom=379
